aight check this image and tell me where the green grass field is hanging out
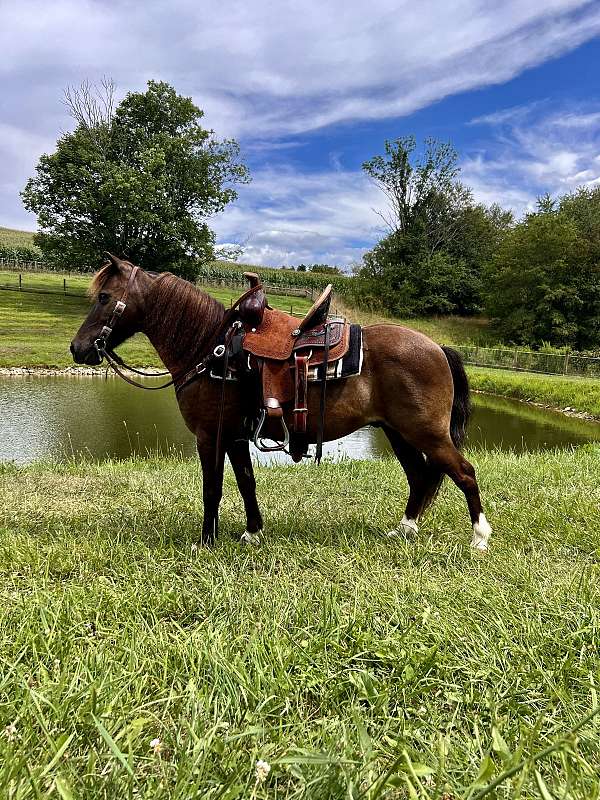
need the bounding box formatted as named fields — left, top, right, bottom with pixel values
left=0, top=274, right=311, bottom=369
left=2, top=269, right=599, bottom=420
left=1, top=449, right=599, bottom=798
left=0, top=269, right=496, bottom=368
left=468, top=367, right=600, bottom=419
left=335, top=300, right=498, bottom=348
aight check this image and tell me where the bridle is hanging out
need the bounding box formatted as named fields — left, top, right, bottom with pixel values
left=92, top=264, right=264, bottom=393
left=94, top=264, right=175, bottom=390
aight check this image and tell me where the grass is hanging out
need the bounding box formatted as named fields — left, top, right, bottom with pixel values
left=468, top=367, right=600, bottom=419
left=0, top=449, right=599, bottom=797
left=2, top=269, right=599, bottom=421
left=0, top=275, right=311, bottom=369
left=335, top=299, right=498, bottom=348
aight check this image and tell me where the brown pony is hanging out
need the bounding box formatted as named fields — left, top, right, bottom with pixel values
left=70, top=255, right=492, bottom=551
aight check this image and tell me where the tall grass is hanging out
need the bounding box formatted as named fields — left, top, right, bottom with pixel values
left=0, top=226, right=37, bottom=250
left=1, top=449, right=599, bottom=798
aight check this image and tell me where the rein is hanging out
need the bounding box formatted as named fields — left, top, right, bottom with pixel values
left=93, top=266, right=263, bottom=393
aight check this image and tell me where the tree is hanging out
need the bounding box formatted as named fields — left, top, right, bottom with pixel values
left=358, top=136, right=503, bottom=315
left=362, top=136, right=472, bottom=254
left=485, top=195, right=600, bottom=348
left=22, top=80, right=249, bottom=276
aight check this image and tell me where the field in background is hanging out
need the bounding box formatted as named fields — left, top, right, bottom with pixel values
left=0, top=277, right=311, bottom=369
left=0, top=225, right=38, bottom=251
left=1, top=449, right=599, bottom=798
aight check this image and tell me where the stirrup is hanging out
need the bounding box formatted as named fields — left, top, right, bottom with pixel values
left=253, top=409, right=290, bottom=452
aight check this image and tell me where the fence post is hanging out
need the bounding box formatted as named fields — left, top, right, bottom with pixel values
left=19, top=273, right=22, bottom=291
left=63, top=278, right=67, bottom=295
left=564, top=352, right=570, bottom=375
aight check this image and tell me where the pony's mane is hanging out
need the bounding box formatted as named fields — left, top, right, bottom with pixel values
left=145, top=273, right=226, bottom=360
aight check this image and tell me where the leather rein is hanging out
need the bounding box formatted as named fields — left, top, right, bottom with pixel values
left=94, top=265, right=262, bottom=393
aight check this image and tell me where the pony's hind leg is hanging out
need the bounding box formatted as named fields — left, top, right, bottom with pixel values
left=384, top=427, right=445, bottom=537
left=426, top=438, right=492, bottom=551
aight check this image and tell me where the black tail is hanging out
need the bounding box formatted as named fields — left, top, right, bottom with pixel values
left=441, top=346, right=471, bottom=450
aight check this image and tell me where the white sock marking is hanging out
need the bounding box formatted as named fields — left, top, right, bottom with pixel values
left=387, top=515, right=419, bottom=538
left=240, top=530, right=261, bottom=546
left=471, top=513, right=492, bottom=551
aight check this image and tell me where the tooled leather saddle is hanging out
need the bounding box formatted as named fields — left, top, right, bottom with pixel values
left=237, top=272, right=351, bottom=461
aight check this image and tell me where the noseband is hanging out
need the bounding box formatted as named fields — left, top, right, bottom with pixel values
left=94, top=265, right=175, bottom=390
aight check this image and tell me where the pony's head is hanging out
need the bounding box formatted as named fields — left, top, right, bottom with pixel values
left=70, top=253, right=152, bottom=365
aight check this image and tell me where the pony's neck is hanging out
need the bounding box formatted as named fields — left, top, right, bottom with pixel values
left=142, top=274, right=226, bottom=378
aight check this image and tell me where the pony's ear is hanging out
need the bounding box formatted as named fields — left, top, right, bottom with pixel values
left=103, top=252, right=124, bottom=271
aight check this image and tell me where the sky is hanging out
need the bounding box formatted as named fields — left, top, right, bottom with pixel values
left=1, top=0, right=600, bottom=268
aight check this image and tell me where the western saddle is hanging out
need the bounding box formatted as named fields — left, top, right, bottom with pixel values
left=235, top=272, right=350, bottom=461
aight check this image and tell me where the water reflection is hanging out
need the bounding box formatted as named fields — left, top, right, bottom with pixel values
left=1, top=375, right=599, bottom=465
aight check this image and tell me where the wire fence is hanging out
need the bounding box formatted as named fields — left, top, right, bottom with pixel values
left=0, top=257, right=63, bottom=273
left=455, top=345, right=600, bottom=379
left=196, top=275, right=314, bottom=298
left=0, top=270, right=88, bottom=297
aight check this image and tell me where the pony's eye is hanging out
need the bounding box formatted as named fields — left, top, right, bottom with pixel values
left=98, top=292, right=110, bottom=305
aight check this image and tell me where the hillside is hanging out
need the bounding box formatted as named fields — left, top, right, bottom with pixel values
left=0, top=225, right=37, bottom=250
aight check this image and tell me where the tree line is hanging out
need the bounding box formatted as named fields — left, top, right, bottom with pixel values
left=356, top=136, right=600, bottom=350
left=21, top=82, right=600, bottom=349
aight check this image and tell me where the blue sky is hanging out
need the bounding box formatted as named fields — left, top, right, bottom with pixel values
left=1, top=1, right=600, bottom=267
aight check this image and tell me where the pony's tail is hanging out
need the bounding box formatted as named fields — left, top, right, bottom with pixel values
left=441, top=346, right=472, bottom=450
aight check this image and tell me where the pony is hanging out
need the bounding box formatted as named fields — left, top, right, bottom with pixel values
left=70, top=254, right=492, bottom=550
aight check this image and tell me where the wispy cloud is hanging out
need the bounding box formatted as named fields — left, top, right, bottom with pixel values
left=465, top=100, right=600, bottom=215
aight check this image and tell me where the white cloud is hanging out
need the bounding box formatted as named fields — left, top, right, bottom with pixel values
left=2, top=0, right=600, bottom=140
left=212, top=167, right=384, bottom=267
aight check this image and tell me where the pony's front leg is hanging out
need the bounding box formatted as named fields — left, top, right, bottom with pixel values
left=196, top=435, right=225, bottom=546
left=227, top=439, right=263, bottom=545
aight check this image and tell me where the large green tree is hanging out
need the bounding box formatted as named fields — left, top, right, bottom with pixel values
left=22, top=80, right=248, bottom=276
left=485, top=190, right=600, bottom=348
left=358, top=137, right=506, bottom=315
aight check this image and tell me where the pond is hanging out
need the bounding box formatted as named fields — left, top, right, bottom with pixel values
left=1, top=374, right=599, bottom=465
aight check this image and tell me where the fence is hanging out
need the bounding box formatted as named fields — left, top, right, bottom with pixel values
left=0, top=270, right=88, bottom=297
left=0, top=257, right=62, bottom=273
left=0, top=259, right=315, bottom=299
left=456, top=345, right=600, bottom=379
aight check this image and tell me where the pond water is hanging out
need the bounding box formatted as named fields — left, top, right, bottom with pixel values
left=1, top=374, right=599, bottom=465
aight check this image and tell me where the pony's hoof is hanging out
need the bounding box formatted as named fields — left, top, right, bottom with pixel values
left=240, top=530, right=261, bottom=546
left=387, top=516, right=419, bottom=538
left=471, top=514, right=492, bottom=552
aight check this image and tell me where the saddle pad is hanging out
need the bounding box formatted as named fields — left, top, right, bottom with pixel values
left=308, top=324, right=363, bottom=381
